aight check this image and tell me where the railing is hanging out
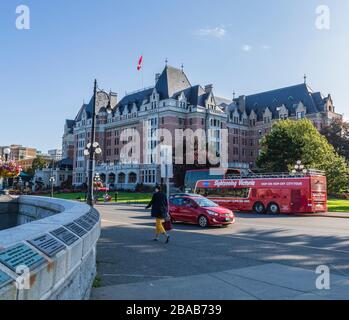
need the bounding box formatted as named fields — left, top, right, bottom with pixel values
left=225, top=170, right=325, bottom=180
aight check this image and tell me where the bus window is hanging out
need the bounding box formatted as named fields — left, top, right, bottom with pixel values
left=196, top=188, right=250, bottom=198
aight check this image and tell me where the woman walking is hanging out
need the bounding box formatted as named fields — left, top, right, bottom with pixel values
left=146, top=185, right=170, bottom=243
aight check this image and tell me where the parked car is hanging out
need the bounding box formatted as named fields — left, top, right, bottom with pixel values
left=169, top=195, right=235, bottom=228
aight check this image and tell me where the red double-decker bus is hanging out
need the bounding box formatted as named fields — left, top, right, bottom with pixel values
left=194, top=171, right=327, bottom=214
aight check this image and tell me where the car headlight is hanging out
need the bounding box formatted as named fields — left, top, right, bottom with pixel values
left=207, top=210, right=219, bottom=216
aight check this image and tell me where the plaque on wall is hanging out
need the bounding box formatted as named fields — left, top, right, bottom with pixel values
left=64, top=222, right=87, bottom=237
left=28, top=234, right=66, bottom=258
left=74, top=217, right=93, bottom=231
left=82, top=214, right=97, bottom=226
left=0, top=243, right=46, bottom=272
left=87, top=210, right=100, bottom=223
left=0, top=270, right=11, bottom=288
left=50, top=227, right=79, bottom=246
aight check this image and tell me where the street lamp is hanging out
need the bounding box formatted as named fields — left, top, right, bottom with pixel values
left=85, top=80, right=113, bottom=207
left=292, top=160, right=308, bottom=175
left=3, top=148, right=11, bottom=162
left=49, top=176, right=55, bottom=198
left=2, top=148, right=11, bottom=192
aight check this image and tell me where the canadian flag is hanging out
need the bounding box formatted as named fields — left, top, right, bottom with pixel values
left=137, top=55, right=143, bottom=71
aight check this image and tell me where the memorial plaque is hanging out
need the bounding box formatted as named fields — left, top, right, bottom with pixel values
left=74, top=217, right=93, bottom=231
left=28, top=234, right=66, bottom=258
left=50, top=227, right=79, bottom=246
left=0, top=243, right=46, bottom=272
left=87, top=210, right=99, bottom=223
left=65, top=222, right=87, bottom=237
left=82, top=214, right=97, bottom=226
left=0, top=270, right=11, bottom=288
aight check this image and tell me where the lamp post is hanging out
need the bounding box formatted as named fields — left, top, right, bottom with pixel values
left=49, top=176, right=55, bottom=198
left=85, top=80, right=113, bottom=207
left=2, top=148, right=11, bottom=192
left=3, top=148, right=11, bottom=162
left=292, top=160, right=308, bottom=175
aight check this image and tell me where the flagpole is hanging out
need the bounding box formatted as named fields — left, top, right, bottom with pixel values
left=141, top=54, right=144, bottom=89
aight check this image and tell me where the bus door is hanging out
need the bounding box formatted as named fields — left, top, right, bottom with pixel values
left=291, top=190, right=302, bottom=212
left=310, top=176, right=327, bottom=212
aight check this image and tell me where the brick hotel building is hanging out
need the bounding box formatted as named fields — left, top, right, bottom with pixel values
left=66, top=65, right=341, bottom=189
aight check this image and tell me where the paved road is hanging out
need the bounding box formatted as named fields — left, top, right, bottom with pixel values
left=91, top=205, right=349, bottom=300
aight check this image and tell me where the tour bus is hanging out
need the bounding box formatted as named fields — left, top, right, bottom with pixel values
left=184, top=167, right=251, bottom=192
left=194, top=171, right=327, bottom=214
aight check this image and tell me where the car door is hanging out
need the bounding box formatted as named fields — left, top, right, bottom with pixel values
left=171, top=197, right=188, bottom=221
left=169, top=198, right=182, bottom=221
left=181, top=198, right=197, bottom=223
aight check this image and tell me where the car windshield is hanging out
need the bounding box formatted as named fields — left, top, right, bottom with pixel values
left=193, top=197, right=219, bottom=208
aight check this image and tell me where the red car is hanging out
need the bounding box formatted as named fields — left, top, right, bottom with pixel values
left=169, top=195, right=235, bottom=228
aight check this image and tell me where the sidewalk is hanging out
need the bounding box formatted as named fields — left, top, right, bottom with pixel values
left=91, top=263, right=349, bottom=300
left=296, top=212, right=349, bottom=219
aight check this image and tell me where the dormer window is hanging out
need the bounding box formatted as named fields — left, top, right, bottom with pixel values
left=297, top=111, right=305, bottom=119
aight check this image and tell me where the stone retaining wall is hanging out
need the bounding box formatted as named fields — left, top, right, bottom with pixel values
left=0, top=196, right=100, bottom=300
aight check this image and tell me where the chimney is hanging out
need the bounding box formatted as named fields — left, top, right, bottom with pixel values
left=238, top=95, right=246, bottom=113
left=109, top=92, right=118, bottom=108
left=155, top=73, right=161, bottom=84
left=205, top=84, right=213, bottom=94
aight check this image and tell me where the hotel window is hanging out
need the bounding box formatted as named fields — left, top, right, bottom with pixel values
left=297, top=111, right=305, bottom=119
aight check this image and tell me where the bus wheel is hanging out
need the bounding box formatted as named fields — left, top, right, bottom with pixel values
left=267, top=203, right=280, bottom=214
left=253, top=202, right=266, bottom=214
left=198, top=215, right=209, bottom=228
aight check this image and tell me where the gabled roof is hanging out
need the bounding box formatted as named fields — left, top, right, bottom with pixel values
left=155, top=65, right=191, bottom=99
left=116, top=87, right=154, bottom=113
left=244, top=83, right=321, bottom=117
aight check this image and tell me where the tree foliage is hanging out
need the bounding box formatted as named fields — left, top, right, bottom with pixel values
left=26, top=157, right=49, bottom=176
left=321, top=117, right=349, bottom=161
left=257, top=119, right=349, bottom=193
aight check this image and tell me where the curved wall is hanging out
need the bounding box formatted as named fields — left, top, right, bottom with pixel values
left=0, top=196, right=100, bottom=300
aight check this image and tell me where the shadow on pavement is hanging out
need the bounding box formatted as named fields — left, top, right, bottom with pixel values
left=95, top=220, right=349, bottom=290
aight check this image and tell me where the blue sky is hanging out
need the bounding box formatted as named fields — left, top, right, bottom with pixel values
left=1, top=0, right=349, bottom=152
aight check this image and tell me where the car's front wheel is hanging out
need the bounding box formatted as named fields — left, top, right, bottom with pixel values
left=198, top=215, right=209, bottom=228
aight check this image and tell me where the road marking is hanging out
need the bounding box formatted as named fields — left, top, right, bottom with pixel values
left=101, top=219, right=131, bottom=226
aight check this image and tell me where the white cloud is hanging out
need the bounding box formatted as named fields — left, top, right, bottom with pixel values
left=194, top=27, right=227, bottom=39
left=241, top=44, right=252, bottom=52
left=261, top=45, right=271, bottom=50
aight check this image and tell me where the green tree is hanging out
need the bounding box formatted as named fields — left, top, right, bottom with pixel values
left=321, top=118, right=349, bottom=161
left=257, top=119, right=349, bottom=193
left=27, top=156, right=49, bottom=176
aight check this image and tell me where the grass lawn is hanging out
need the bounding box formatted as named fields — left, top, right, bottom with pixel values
left=47, top=192, right=152, bottom=204
left=327, top=198, right=349, bottom=213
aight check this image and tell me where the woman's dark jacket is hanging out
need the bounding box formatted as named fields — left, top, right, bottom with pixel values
left=146, top=191, right=168, bottom=218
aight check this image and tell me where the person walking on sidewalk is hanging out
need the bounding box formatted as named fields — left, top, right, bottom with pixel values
left=146, top=185, right=170, bottom=243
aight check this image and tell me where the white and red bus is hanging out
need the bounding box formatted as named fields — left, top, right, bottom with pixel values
left=194, top=172, right=327, bottom=214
